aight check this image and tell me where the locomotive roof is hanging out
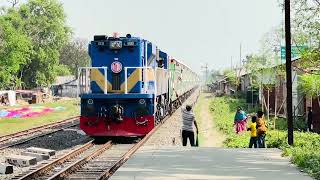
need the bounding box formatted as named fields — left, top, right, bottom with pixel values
left=92, top=34, right=198, bottom=76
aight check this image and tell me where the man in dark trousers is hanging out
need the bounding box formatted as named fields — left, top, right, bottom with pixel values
left=307, top=107, right=313, bottom=132
left=176, top=92, right=199, bottom=146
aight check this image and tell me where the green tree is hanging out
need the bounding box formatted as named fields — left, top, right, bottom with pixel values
left=208, top=69, right=223, bottom=83
left=292, top=0, right=320, bottom=45
left=59, top=38, right=90, bottom=76
left=243, top=55, right=264, bottom=88
left=298, top=73, right=320, bottom=107
left=17, top=0, right=71, bottom=88
left=291, top=0, right=320, bottom=69
left=55, top=64, right=71, bottom=76
left=223, top=69, right=237, bottom=86
left=0, top=15, right=31, bottom=89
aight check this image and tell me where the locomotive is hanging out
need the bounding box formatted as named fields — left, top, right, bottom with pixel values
left=78, top=34, right=199, bottom=137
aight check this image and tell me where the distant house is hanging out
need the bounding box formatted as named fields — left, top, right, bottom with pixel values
left=52, top=76, right=78, bottom=98
left=0, top=90, right=16, bottom=106
left=211, top=56, right=320, bottom=132
left=214, top=77, right=236, bottom=96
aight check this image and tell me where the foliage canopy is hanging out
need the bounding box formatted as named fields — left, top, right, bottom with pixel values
left=0, top=0, right=92, bottom=89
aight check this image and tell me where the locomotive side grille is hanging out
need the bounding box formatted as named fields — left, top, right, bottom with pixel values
left=112, top=73, right=121, bottom=90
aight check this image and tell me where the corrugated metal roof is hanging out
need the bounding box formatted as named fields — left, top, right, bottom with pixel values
left=53, top=76, right=75, bottom=85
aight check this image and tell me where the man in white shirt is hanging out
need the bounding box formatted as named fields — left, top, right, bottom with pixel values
left=176, top=93, right=199, bottom=146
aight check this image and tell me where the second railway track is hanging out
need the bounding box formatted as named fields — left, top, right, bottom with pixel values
left=0, top=116, right=80, bottom=150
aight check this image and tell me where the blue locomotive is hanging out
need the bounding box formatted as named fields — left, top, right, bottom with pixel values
left=78, top=34, right=199, bottom=137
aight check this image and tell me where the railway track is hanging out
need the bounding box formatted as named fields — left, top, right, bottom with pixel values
left=9, top=89, right=199, bottom=179
left=0, top=116, right=79, bottom=150
left=12, top=114, right=169, bottom=180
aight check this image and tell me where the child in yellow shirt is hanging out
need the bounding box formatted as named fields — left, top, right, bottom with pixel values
left=247, top=116, right=257, bottom=148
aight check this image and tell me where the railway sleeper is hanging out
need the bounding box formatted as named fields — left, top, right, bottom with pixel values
left=21, top=151, right=50, bottom=162
left=0, top=163, right=13, bottom=174
left=5, top=155, right=37, bottom=167
left=26, top=147, right=56, bottom=156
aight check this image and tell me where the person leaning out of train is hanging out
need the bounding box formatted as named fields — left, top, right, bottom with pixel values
left=176, top=92, right=199, bottom=147
left=256, top=111, right=267, bottom=148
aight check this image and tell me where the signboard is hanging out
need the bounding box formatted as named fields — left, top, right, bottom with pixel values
left=280, top=45, right=308, bottom=61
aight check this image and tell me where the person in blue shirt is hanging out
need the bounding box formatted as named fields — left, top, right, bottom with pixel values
left=234, top=107, right=248, bottom=134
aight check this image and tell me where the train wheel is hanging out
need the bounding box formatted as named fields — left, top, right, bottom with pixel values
left=137, top=135, right=146, bottom=141
left=164, top=100, right=169, bottom=116
left=155, top=109, right=161, bottom=126
left=174, top=101, right=179, bottom=109
left=168, top=102, right=173, bottom=115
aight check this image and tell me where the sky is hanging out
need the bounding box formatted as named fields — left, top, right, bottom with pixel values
left=1, top=0, right=283, bottom=74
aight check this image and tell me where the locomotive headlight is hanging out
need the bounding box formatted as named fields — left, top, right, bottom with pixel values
left=109, top=41, right=122, bottom=49
left=139, top=99, right=146, bottom=105
left=87, top=99, right=94, bottom=105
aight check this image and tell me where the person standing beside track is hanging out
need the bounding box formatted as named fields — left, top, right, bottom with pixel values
left=176, top=92, right=199, bottom=146
left=234, top=107, right=248, bottom=134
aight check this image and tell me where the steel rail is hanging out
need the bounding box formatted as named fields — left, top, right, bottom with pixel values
left=100, top=88, right=200, bottom=179
left=16, top=140, right=95, bottom=180
left=44, top=102, right=175, bottom=180
left=0, top=120, right=79, bottom=150
left=47, top=141, right=112, bottom=180
left=99, top=115, right=171, bottom=180
left=0, top=116, right=79, bottom=143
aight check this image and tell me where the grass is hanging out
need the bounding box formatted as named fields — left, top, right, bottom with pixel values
left=209, top=96, right=320, bottom=179
left=0, top=99, right=80, bottom=135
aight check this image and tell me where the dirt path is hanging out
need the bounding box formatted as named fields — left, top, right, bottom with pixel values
left=196, top=93, right=225, bottom=147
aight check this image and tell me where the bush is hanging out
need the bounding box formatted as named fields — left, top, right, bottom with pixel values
left=270, top=117, right=308, bottom=131
left=210, top=96, right=320, bottom=179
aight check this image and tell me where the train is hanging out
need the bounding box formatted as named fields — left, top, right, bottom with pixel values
left=78, top=34, right=200, bottom=137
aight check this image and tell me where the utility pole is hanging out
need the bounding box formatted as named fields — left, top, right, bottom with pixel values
left=239, top=43, right=242, bottom=67
left=231, top=56, right=233, bottom=70
left=285, top=0, right=293, bottom=145
left=201, top=63, right=209, bottom=90
left=201, top=63, right=209, bottom=82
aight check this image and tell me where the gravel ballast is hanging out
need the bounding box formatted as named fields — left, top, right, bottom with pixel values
left=144, top=89, right=200, bottom=147
left=0, top=125, right=90, bottom=179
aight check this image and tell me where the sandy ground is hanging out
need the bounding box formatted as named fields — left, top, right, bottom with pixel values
left=111, top=92, right=312, bottom=180
left=144, top=89, right=200, bottom=147
left=111, top=147, right=312, bottom=180
left=197, top=93, right=226, bottom=147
